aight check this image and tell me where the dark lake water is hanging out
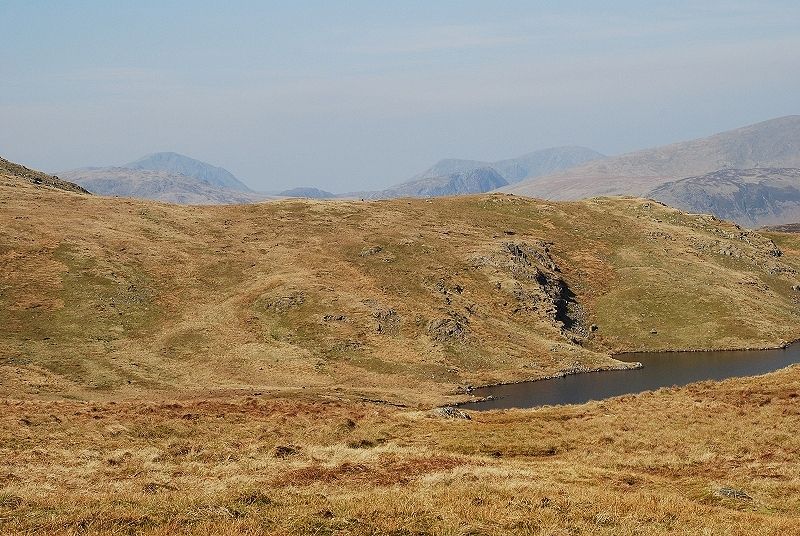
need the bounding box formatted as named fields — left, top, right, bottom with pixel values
left=460, top=343, right=800, bottom=410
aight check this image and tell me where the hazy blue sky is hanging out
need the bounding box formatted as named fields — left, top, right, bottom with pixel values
left=2, top=1, right=799, bottom=192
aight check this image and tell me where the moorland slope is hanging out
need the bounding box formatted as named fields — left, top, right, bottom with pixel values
left=3, top=157, right=800, bottom=535
left=3, top=160, right=800, bottom=405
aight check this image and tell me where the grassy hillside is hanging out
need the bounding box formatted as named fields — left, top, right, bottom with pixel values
left=2, top=177, right=799, bottom=405
left=3, top=171, right=800, bottom=534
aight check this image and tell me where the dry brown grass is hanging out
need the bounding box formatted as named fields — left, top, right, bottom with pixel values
left=2, top=178, right=799, bottom=406
left=2, top=172, right=800, bottom=534
left=1, top=367, right=800, bottom=535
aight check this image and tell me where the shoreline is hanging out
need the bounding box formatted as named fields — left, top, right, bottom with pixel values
left=451, top=338, right=800, bottom=408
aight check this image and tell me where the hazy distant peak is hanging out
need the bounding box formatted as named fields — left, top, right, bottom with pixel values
left=125, top=152, right=251, bottom=192
left=505, top=115, right=800, bottom=199
left=492, top=145, right=605, bottom=183
left=278, top=187, right=335, bottom=199
left=59, top=166, right=269, bottom=205
left=415, top=159, right=492, bottom=180
left=375, top=166, right=508, bottom=198
left=412, top=146, right=603, bottom=186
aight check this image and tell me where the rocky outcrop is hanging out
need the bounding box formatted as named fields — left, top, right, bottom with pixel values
left=0, top=156, right=89, bottom=194
left=427, top=313, right=469, bottom=343
left=473, top=241, right=586, bottom=341
left=431, top=407, right=471, bottom=420
left=683, top=215, right=795, bottom=276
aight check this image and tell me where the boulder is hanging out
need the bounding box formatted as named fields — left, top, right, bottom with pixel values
left=432, top=407, right=471, bottom=420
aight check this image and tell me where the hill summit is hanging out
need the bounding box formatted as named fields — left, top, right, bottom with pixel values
left=125, top=152, right=251, bottom=192
left=60, top=152, right=265, bottom=204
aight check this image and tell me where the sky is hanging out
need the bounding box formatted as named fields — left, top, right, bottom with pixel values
left=1, top=1, right=799, bottom=193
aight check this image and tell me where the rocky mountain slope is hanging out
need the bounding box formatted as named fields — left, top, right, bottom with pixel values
left=491, top=146, right=606, bottom=183
left=1, top=156, right=89, bottom=194
left=412, top=146, right=604, bottom=184
left=126, top=152, right=251, bottom=191
left=504, top=115, right=800, bottom=199
left=371, top=167, right=508, bottom=198
left=648, top=168, right=800, bottom=227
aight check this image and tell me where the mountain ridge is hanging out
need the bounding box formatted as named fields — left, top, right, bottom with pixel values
left=413, top=145, right=604, bottom=184
left=648, top=167, right=800, bottom=227
left=278, top=187, right=335, bottom=198
left=60, top=166, right=268, bottom=205
left=60, top=151, right=261, bottom=204
left=504, top=115, right=800, bottom=199
left=370, top=167, right=508, bottom=198
left=125, top=151, right=251, bottom=192
left=1, top=156, right=89, bottom=194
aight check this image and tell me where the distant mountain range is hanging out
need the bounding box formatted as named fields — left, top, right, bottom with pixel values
left=62, top=167, right=267, bottom=205
left=504, top=115, right=800, bottom=200
left=61, top=152, right=266, bottom=204
left=342, top=145, right=603, bottom=199
left=413, top=146, right=605, bottom=184
left=369, top=167, right=508, bottom=198
left=763, top=222, right=800, bottom=232
left=278, top=187, right=335, bottom=199
left=41, top=116, right=800, bottom=226
left=648, top=168, right=800, bottom=227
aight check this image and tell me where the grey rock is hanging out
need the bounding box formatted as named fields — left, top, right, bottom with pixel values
left=360, top=245, right=383, bottom=257
left=716, top=487, right=752, bottom=501
left=432, top=407, right=471, bottom=420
